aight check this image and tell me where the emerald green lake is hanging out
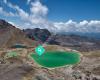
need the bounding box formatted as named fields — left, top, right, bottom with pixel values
left=30, top=51, right=80, bottom=68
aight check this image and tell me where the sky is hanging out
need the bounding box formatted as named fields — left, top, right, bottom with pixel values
left=0, top=0, right=100, bottom=33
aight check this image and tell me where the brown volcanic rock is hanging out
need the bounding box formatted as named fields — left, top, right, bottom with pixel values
left=48, top=34, right=100, bottom=52
left=0, top=63, right=34, bottom=80
left=0, top=45, right=100, bottom=80
left=0, top=19, right=34, bottom=48
left=24, top=28, right=51, bottom=42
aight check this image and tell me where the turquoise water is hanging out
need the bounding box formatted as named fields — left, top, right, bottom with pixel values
left=30, top=51, right=80, bottom=68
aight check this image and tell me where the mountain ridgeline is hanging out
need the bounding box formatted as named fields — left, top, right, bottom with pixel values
left=0, top=19, right=100, bottom=52
left=24, top=29, right=100, bottom=52
left=48, top=34, right=100, bottom=52
left=0, top=19, right=33, bottom=48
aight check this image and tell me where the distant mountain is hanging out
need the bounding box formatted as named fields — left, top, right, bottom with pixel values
left=0, top=19, right=33, bottom=48
left=23, top=27, right=100, bottom=52
left=47, top=34, right=100, bottom=52
left=58, top=32, right=100, bottom=39
left=24, top=28, right=51, bottom=42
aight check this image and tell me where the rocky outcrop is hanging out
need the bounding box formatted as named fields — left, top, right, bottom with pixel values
left=0, top=63, right=33, bottom=80
left=24, top=28, right=51, bottom=42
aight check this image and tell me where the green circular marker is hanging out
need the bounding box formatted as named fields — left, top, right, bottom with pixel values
left=35, top=45, right=45, bottom=56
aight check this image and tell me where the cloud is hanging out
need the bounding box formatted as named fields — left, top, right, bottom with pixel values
left=2, top=0, right=49, bottom=24
left=27, top=0, right=31, bottom=4
left=2, top=0, right=29, bottom=20
left=8, top=21, right=17, bottom=26
left=1, top=0, right=100, bottom=33
left=54, top=20, right=100, bottom=33
left=30, top=1, right=48, bottom=16
left=4, top=0, right=7, bottom=4
left=0, top=7, right=15, bottom=16
left=15, top=6, right=29, bottom=20
left=1, top=0, right=58, bottom=31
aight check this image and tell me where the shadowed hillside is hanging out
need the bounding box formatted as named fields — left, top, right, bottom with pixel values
left=0, top=19, right=34, bottom=48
